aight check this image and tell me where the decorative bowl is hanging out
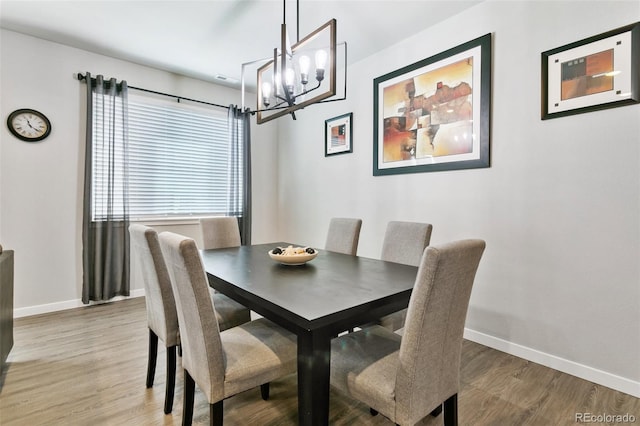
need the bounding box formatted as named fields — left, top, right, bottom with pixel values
left=268, top=246, right=318, bottom=265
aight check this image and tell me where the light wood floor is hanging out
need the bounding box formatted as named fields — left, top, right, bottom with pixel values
left=0, top=297, right=638, bottom=425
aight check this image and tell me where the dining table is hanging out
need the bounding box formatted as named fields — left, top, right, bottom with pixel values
left=200, top=242, right=418, bottom=426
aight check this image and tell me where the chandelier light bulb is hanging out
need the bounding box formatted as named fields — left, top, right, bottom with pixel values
left=261, top=81, right=272, bottom=107
left=315, top=49, right=327, bottom=81
left=285, top=67, right=295, bottom=95
left=315, top=49, right=327, bottom=69
left=274, top=72, right=282, bottom=95
left=299, top=55, right=310, bottom=85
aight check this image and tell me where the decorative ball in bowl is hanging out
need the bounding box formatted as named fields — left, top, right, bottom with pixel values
left=268, top=245, right=318, bottom=265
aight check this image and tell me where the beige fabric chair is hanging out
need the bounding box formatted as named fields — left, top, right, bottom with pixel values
left=378, top=221, right=433, bottom=331
left=330, top=239, right=486, bottom=426
left=324, top=217, right=363, bottom=255
left=199, top=216, right=253, bottom=307
left=158, top=231, right=297, bottom=426
left=200, top=217, right=242, bottom=249
left=129, top=224, right=250, bottom=415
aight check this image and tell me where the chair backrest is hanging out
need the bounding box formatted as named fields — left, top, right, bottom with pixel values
left=395, top=239, right=485, bottom=425
left=129, top=224, right=179, bottom=347
left=380, top=221, right=433, bottom=266
left=324, top=218, right=363, bottom=255
left=158, top=231, right=225, bottom=403
left=200, top=217, right=241, bottom=250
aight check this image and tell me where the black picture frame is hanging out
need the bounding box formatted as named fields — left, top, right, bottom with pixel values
left=541, top=22, right=640, bottom=120
left=325, top=112, right=353, bottom=156
left=373, top=33, right=491, bottom=176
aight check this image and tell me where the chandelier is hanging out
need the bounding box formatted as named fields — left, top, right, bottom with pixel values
left=241, top=0, right=347, bottom=124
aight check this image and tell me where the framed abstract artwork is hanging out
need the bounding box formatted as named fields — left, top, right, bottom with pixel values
left=541, top=22, right=639, bottom=120
left=373, top=33, right=491, bottom=176
left=325, top=112, right=353, bottom=156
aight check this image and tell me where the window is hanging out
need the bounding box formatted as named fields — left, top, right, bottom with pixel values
left=92, top=93, right=243, bottom=221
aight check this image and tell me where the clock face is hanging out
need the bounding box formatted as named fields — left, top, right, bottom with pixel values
left=7, top=109, right=51, bottom=142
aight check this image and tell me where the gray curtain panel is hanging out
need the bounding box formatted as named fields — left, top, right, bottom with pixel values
left=227, top=106, right=252, bottom=245
left=82, top=73, right=130, bottom=304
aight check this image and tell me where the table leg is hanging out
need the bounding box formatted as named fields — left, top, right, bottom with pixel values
left=297, top=330, right=331, bottom=426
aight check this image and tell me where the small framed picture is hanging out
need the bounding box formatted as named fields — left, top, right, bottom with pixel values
left=325, top=112, right=353, bottom=156
left=541, top=22, right=639, bottom=119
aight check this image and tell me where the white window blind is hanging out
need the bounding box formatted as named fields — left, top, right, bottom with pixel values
left=92, top=93, right=243, bottom=221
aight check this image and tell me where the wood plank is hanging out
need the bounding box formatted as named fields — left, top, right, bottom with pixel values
left=0, top=298, right=637, bottom=425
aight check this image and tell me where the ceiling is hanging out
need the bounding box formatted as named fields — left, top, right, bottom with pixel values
left=0, top=0, right=481, bottom=88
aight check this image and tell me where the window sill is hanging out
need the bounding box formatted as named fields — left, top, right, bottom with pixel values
left=129, top=216, right=224, bottom=226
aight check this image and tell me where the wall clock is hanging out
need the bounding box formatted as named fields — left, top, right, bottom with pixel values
left=7, top=108, right=52, bottom=142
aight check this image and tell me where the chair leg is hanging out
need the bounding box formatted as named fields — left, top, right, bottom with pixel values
left=210, top=401, right=223, bottom=426
left=182, top=371, right=195, bottom=426
left=430, top=404, right=443, bottom=417
left=443, top=393, right=458, bottom=426
left=164, top=345, right=177, bottom=414
left=146, top=329, right=158, bottom=388
left=260, top=383, right=270, bottom=400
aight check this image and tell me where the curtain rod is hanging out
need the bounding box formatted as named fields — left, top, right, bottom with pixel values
left=76, top=73, right=232, bottom=111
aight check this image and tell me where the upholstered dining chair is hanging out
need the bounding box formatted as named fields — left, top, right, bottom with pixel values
left=324, top=217, right=363, bottom=255
left=158, top=231, right=298, bottom=426
left=129, top=224, right=251, bottom=415
left=330, top=239, right=486, bottom=426
left=377, top=221, right=433, bottom=331
left=199, top=216, right=253, bottom=309
left=199, top=216, right=242, bottom=250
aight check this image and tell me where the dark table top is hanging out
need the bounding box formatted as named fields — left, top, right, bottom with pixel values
left=200, top=242, right=418, bottom=333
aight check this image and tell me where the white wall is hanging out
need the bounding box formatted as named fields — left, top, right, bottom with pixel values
left=275, top=1, right=640, bottom=395
left=0, top=30, right=279, bottom=314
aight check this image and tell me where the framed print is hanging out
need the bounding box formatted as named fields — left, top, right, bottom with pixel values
left=373, top=33, right=491, bottom=176
left=325, top=112, right=353, bottom=156
left=542, top=22, right=640, bottom=120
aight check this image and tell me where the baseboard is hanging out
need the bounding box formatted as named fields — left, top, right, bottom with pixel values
left=14, top=289, right=146, bottom=318
left=464, top=328, right=640, bottom=398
